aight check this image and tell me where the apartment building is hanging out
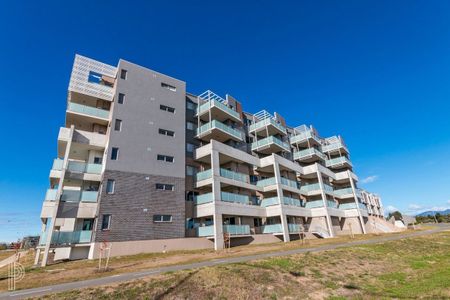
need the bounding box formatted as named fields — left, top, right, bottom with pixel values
left=35, top=55, right=389, bottom=266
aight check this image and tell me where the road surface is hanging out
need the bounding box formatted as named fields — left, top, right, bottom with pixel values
left=1, top=224, right=449, bottom=299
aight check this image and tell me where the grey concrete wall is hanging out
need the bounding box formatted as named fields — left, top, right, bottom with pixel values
left=95, top=170, right=185, bottom=242
left=106, top=59, right=186, bottom=177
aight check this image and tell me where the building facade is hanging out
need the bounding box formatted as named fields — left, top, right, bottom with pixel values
left=35, top=55, right=388, bottom=266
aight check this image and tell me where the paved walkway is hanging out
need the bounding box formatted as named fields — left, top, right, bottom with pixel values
left=1, top=225, right=449, bottom=300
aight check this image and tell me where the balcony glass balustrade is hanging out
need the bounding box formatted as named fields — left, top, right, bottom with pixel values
left=256, top=177, right=277, bottom=187
left=67, top=161, right=102, bottom=174
left=197, top=99, right=240, bottom=120
left=196, top=225, right=214, bottom=237
left=261, top=224, right=283, bottom=234
left=325, top=156, right=352, bottom=167
left=249, top=118, right=286, bottom=133
left=68, top=102, right=110, bottom=119
left=288, top=223, right=302, bottom=233
left=326, top=200, right=338, bottom=208
left=45, top=189, right=58, bottom=201
left=280, top=177, right=300, bottom=189
left=195, top=169, right=212, bottom=182
left=251, top=136, right=290, bottom=152
left=44, top=230, right=93, bottom=245
left=223, top=224, right=250, bottom=235
left=282, top=197, right=304, bottom=207
left=194, top=193, right=214, bottom=205
left=293, top=148, right=326, bottom=160
left=304, top=200, right=325, bottom=208
left=221, top=191, right=250, bottom=205
left=339, top=202, right=357, bottom=210
left=299, top=183, right=321, bottom=193
left=196, top=120, right=242, bottom=140
left=220, top=168, right=249, bottom=183
left=334, top=187, right=354, bottom=196
left=260, top=197, right=279, bottom=207
left=60, top=190, right=98, bottom=202
left=52, top=159, right=63, bottom=171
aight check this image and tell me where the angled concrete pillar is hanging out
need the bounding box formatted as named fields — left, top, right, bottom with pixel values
left=316, top=164, right=334, bottom=237
left=211, top=149, right=224, bottom=250
left=273, top=157, right=290, bottom=242
left=349, top=171, right=367, bottom=234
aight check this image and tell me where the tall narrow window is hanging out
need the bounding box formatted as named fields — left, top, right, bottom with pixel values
left=114, top=119, right=122, bottom=131
left=106, top=179, right=115, bottom=194
left=186, top=166, right=196, bottom=176
left=120, top=69, right=127, bottom=80
left=186, top=121, right=196, bottom=130
left=101, top=214, right=111, bottom=230
left=111, top=147, right=119, bottom=160
left=118, top=93, right=125, bottom=104
left=186, top=143, right=196, bottom=153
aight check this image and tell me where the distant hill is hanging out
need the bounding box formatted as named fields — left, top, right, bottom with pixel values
left=417, top=209, right=450, bottom=217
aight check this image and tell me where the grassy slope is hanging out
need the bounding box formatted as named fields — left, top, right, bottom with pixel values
left=40, top=230, right=450, bottom=299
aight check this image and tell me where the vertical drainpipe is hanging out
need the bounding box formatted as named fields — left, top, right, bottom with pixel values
left=211, top=148, right=224, bottom=250
left=41, top=125, right=75, bottom=267
left=349, top=170, right=367, bottom=234
left=316, top=163, right=334, bottom=237
left=273, top=156, right=290, bottom=242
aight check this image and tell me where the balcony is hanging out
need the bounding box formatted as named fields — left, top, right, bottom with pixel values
left=58, top=127, right=107, bottom=148
left=280, top=177, right=300, bottom=190
left=67, top=161, right=102, bottom=174
left=304, top=200, right=325, bottom=208
left=52, top=159, right=64, bottom=171
left=251, top=136, right=291, bottom=154
left=326, top=200, right=338, bottom=208
left=223, top=225, right=251, bottom=236
left=220, top=168, right=250, bottom=183
left=51, top=230, right=92, bottom=245
left=197, top=225, right=214, bottom=237
left=196, top=120, right=243, bottom=142
left=249, top=118, right=286, bottom=136
left=339, top=202, right=357, bottom=210
left=67, top=102, right=110, bottom=120
left=261, top=224, right=283, bottom=234
left=260, top=197, right=279, bottom=207
left=282, top=197, right=304, bottom=207
left=325, top=156, right=353, bottom=169
left=358, top=203, right=368, bottom=211
left=196, top=169, right=213, bottom=182
left=194, top=193, right=214, bottom=205
left=293, top=148, right=326, bottom=162
left=321, top=140, right=349, bottom=154
left=288, top=223, right=302, bottom=233
left=299, top=183, right=321, bottom=194
left=221, top=191, right=250, bottom=205
left=256, top=177, right=277, bottom=187
left=334, top=187, right=354, bottom=198
left=45, top=189, right=58, bottom=201
left=60, top=190, right=98, bottom=203
left=197, top=99, right=241, bottom=123
left=290, top=130, right=321, bottom=145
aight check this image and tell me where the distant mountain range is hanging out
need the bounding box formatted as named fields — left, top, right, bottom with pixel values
left=416, top=209, right=450, bottom=217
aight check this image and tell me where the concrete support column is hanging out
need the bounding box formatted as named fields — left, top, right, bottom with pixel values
left=34, top=248, right=41, bottom=265
left=348, top=171, right=367, bottom=234
left=211, top=149, right=224, bottom=250
left=41, top=125, right=75, bottom=267
left=316, top=164, right=334, bottom=237
left=273, top=157, right=290, bottom=242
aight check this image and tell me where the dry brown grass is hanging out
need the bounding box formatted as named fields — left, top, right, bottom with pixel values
left=0, top=228, right=425, bottom=292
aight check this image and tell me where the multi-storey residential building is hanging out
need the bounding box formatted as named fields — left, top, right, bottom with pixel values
left=35, top=55, right=389, bottom=266
left=360, top=190, right=384, bottom=218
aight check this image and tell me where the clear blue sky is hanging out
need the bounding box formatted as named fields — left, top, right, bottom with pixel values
left=1, top=1, right=449, bottom=242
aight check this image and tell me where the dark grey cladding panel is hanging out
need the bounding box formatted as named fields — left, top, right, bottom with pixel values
left=94, top=170, right=185, bottom=243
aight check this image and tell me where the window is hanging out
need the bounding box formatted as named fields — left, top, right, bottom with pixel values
left=118, top=93, right=125, bottom=104
left=94, top=157, right=103, bottom=164
left=157, top=154, right=174, bottom=163
left=158, top=128, right=175, bottom=137
left=186, top=121, right=196, bottom=130
left=156, top=183, right=174, bottom=191
left=82, top=219, right=94, bottom=231
left=186, top=101, right=197, bottom=111
left=106, top=179, right=115, bottom=194
left=153, top=214, right=172, bottom=222
left=120, top=69, right=127, bottom=80
left=160, top=104, right=175, bottom=113
left=186, top=191, right=199, bottom=201
left=161, top=82, right=176, bottom=91
left=101, top=214, right=111, bottom=230
left=88, top=71, right=102, bottom=84
left=111, top=147, right=119, bottom=160
left=186, top=143, right=196, bottom=153
left=114, top=119, right=122, bottom=131
left=186, top=166, right=196, bottom=176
